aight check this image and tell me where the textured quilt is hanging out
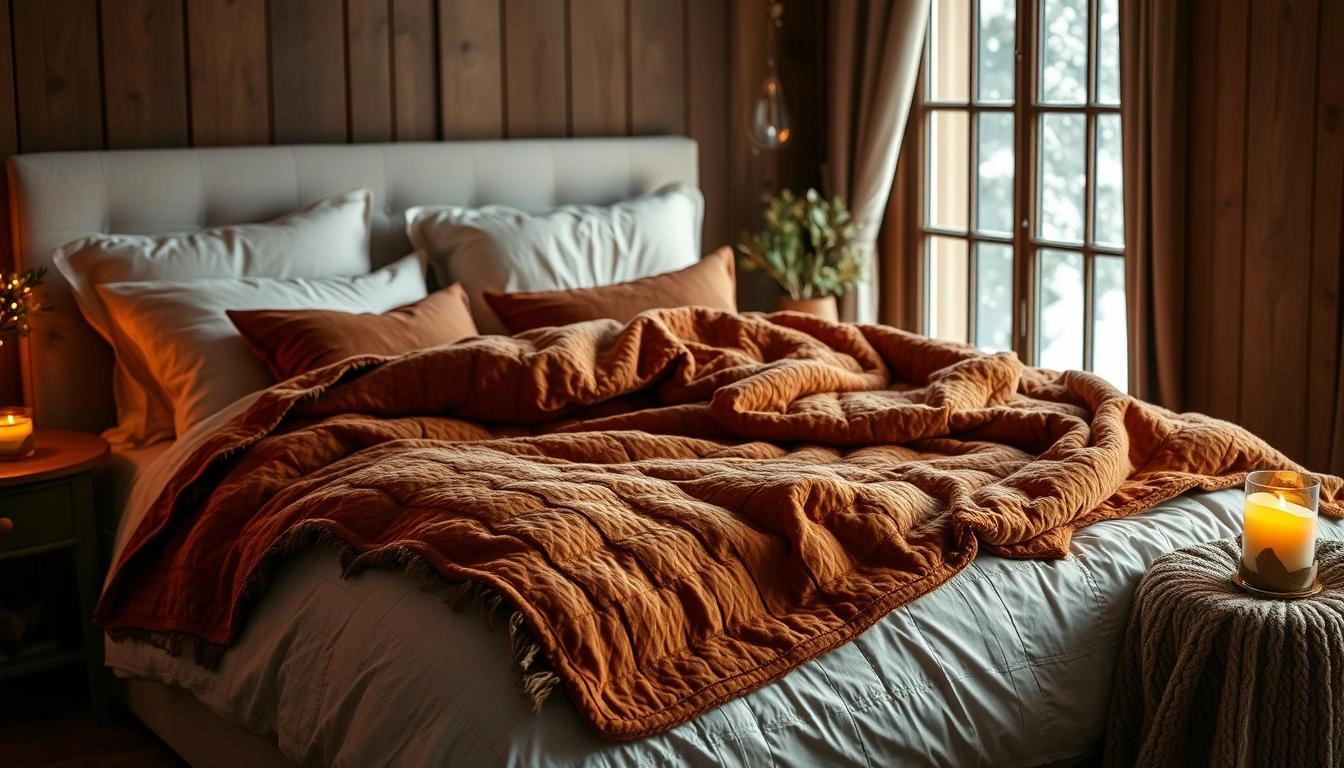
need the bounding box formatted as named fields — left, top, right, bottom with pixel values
left=94, top=307, right=1342, bottom=740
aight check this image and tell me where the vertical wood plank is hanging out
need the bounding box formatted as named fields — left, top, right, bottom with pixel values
left=346, top=0, right=394, bottom=142
left=0, top=0, right=17, bottom=405
left=1204, top=0, right=1250, bottom=424
left=101, top=0, right=190, bottom=149
left=1183, top=0, right=1220, bottom=416
left=0, top=0, right=17, bottom=161
left=568, top=0, right=627, bottom=136
left=629, top=0, right=686, bottom=134
left=503, top=0, right=568, bottom=137
left=686, top=0, right=730, bottom=248
left=438, top=0, right=504, bottom=138
left=270, top=0, right=348, bottom=143
left=729, top=0, right=779, bottom=311
left=393, top=0, right=439, bottom=140
left=1307, top=0, right=1344, bottom=470
left=12, top=0, right=104, bottom=152
left=776, top=0, right=824, bottom=193
left=187, top=0, right=270, bottom=146
left=1239, top=0, right=1319, bottom=461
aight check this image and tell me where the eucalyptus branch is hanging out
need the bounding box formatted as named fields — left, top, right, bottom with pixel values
left=736, top=189, right=863, bottom=301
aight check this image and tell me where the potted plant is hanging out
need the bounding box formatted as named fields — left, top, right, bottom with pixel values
left=736, top=188, right=862, bottom=321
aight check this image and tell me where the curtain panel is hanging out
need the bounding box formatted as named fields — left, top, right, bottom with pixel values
left=826, top=0, right=930, bottom=323
left=1120, top=0, right=1191, bottom=408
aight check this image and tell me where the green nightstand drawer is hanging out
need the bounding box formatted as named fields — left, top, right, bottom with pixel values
left=0, top=484, right=76, bottom=554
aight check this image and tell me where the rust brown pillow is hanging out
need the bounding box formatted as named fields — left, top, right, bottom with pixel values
left=227, top=284, right=479, bottom=380
left=483, top=247, right=737, bottom=333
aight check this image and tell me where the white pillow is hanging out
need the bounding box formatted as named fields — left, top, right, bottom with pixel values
left=406, top=184, right=703, bottom=334
left=52, top=189, right=374, bottom=446
left=94, top=254, right=426, bottom=439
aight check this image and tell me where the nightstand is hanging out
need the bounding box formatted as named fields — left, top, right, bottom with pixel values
left=0, top=430, right=110, bottom=720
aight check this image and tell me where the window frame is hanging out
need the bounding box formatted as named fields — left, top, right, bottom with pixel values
left=911, top=0, right=1123, bottom=371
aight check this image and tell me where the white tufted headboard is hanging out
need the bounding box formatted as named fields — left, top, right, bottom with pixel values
left=6, top=137, right=699, bottom=433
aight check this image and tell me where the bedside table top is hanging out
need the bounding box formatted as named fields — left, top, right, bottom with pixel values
left=0, top=431, right=110, bottom=489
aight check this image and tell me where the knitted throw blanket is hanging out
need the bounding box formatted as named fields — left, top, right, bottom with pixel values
left=1105, top=539, right=1344, bottom=766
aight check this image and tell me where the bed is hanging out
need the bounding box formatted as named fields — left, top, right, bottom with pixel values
left=8, top=138, right=1338, bottom=767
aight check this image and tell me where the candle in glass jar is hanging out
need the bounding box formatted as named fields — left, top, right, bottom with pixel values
left=1242, top=491, right=1317, bottom=573
left=0, top=412, right=33, bottom=456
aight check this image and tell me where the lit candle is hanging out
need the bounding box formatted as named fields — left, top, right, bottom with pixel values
left=1243, top=492, right=1316, bottom=571
left=0, top=412, right=33, bottom=458
left=1240, top=469, right=1320, bottom=593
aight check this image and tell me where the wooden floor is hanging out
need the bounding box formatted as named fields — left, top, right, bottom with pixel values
left=0, top=666, right=183, bottom=768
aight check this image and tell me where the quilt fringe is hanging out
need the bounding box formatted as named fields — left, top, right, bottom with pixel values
left=113, top=521, right=562, bottom=712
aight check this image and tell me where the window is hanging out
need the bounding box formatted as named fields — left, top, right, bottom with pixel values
left=917, top=0, right=1126, bottom=390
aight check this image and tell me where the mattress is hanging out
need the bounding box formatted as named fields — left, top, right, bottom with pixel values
left=95, top=441, right=172, bottom=546
left=103, top=402, right=1344, bottom=766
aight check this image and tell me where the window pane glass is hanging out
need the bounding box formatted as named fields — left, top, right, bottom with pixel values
left=975, top=112, right=1014, bottom=235
left=1036, top=249, right=1083, bottom=370
left=928, top=237, right=969, bottom=343
left=1040, top=0, right=1088, bottom=105
left=931, top=0, right=970, bottom=102
left=1038, top=112, right=1086, bottom=243
left=1092, top=255, right=1127, bottom=391
left=1096, top=0, right=1120, bottom=105
left=929, top=110, right=969, bottom=230
left=977, top=0, right=1014, bottom=103
left=974, top=243, right=1013, bottom=351
left=1094, top=114, right=1124, bottom=247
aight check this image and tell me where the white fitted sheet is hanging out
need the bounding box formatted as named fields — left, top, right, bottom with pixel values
left=103, top=407, right=1344, bottom=767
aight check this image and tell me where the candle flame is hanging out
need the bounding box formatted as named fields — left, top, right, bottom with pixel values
left=4, top=415, right=12, bottom=425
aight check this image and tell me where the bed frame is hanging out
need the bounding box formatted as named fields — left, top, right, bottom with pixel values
left=6, top=137, right=700, bottom=767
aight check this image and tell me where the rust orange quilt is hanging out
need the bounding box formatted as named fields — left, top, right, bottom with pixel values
left=95, top=308, right=1342, bottom=739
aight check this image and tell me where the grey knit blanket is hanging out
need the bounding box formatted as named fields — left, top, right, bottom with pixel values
left=1105, top=538, right=1344, bottom=766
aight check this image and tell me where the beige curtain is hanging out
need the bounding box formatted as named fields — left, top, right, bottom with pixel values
left=1120, top=1, right=1190, bottom=408
left=827, top=0, right=929, bottom=324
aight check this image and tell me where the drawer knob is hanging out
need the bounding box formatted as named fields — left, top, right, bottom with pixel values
left=0, top=517, right=11, bottom=536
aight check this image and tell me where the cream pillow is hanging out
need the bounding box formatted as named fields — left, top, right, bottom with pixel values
left=406, top=184, right=703, bottom=334
left=95, top=254, right=426, bottom=439
left=52, top=189, right=373, bottom=446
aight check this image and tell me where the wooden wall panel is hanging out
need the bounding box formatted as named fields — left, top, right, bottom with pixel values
left=101, top=0, right=190, bottom=149
left=687, top=0, right=730, bottom=250
left=503, top=0, right=568, bottom=137
left=347, top=0, right=395, bottom=142
left=1187, top=0, right=1249, bottom=424
left=12, top=0, right=104, bottom=152
left=269, top=0, right=348, bottom=143
left=0, top=0, right=822, bottom=403
left=1237, top=0, right=1319, bottom=461
left=1306, top=0, right=1344, bottom=471
left=629, top=0, right=686, bottom=135
left=392, top=0, right=440, bottom=141
left=186, top=0, right=270, bottom=146
left=1186, top=0, right=1344, bottom=473
left=0, top=0, right=15, bottom=403
left=438, top=0, right=504, bottom=138
left=568, top=0, right=627, bottom=136
left=0, top=0, right=14, bottom=162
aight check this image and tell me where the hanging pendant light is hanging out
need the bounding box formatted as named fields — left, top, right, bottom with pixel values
left=750, top=0, right=792, bottom=151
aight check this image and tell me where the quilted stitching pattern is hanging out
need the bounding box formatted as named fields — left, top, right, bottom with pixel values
left=97, top=307, right=1342, bottom=740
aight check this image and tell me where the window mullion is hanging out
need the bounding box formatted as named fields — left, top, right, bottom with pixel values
left=1083, top=0, right=1100, bottom=371
left=1013, top=0, right=1035, bottom=365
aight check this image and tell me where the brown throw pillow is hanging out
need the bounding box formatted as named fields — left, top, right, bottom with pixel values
left=483, top=247, right=737, bottom=334
left=227, top=284, right=479, bottom=380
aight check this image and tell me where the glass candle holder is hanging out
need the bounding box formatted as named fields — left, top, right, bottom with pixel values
left=1238, top=470, right=1320, bottom=594
left=0, top=406, right=35, bottom=460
